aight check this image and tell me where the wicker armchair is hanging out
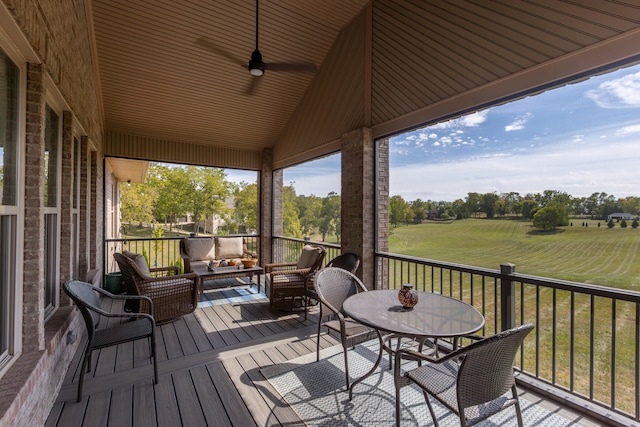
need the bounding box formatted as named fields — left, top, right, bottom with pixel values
left=265, top=244, right=326, bottom=310
left=314, top=267, right=381, bottom=390
left=63, top=280, right=158, bottom=402
left=304, top=252, right=360, bottom=320
left=114, top=252, right=199, bottom=324
left=394, top=323, right=534, bottom=427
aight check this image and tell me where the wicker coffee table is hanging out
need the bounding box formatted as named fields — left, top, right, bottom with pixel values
left=194, top=265, right=264, bottom=296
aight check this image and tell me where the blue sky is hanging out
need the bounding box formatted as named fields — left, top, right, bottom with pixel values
left=232, top=62, right=640, bottom=202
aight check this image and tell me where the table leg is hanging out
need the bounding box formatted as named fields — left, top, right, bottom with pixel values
left=349, top=330, right=386, bottom=400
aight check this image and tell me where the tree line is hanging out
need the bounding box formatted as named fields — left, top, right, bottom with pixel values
left=121, top=164, right=257, bottom=235
left=390, top=190, right=640, bottom=230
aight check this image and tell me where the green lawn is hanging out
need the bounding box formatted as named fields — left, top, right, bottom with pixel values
left=390, top=218, right=640, bottom=291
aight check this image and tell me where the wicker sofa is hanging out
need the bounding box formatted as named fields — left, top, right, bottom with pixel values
left=179, top=236, right=257, bottom=273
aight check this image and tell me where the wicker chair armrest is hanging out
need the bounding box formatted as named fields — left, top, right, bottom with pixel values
left=150, top=265, right=179, bottom=276
left=138, top=272, right=198, bottom=284
left=264, top=262, right=297, bottom=273
left=268, top=267, right=311, bottom=278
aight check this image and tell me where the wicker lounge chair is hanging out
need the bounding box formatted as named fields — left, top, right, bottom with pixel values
left=394, top=323, right=534, bottom=427
left=314, top=267, right=381, bottom=390
left=266, top=244, right=325, bottom=310
left=63, top=280, right=158, bottom=402
left=114, top=252, right=198, bottom=324
left=304, top=252, right=360, bottom=320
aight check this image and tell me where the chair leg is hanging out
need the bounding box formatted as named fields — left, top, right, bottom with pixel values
left=316, top=308, right=323, bottom=362
left=343, top=345, right=350, bottom=390
left=424, top=391, right=439, bottom=427
left=512, top=385, right=524, bottom=427
left=77, top=346, right=91, bottom=402
left=150, top=333, right=158, bottom=384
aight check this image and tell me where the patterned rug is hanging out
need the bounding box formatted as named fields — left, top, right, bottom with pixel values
left=262, top=340, right=586, bottom=426
left=197, top=284, right=266, bottom=308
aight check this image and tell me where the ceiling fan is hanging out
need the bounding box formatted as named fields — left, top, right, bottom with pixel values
left=195, top=0, right=317, bottom=95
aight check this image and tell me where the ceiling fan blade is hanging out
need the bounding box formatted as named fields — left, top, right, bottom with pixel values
left=195, top=37, right=245, bottom=68
left=244, top=76, right=261, bottom=96
left=267, top=62, right=317, bottom=73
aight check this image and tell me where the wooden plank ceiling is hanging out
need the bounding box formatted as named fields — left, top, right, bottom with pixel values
left=92, top=0, right=640, bottom=167
left=91, top=0, right=370, bottom=152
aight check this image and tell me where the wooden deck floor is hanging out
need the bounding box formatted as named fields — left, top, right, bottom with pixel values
left=45, top=278, right=601, bottom=427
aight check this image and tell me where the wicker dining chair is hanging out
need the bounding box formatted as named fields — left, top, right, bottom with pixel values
left=394, top=323, right=534, bottom=427
left=304, top=252, right=360, bottom=320
left=314, top=267, right=381, bottom=390
left=266, top=244, right=326, bottom=311
left=114, top=252, right=199, bottom=324
left=63, top=280, right=158, bottom=402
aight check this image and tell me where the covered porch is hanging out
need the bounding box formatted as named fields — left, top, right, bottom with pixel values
left=1, top=0, right=640, bottom=426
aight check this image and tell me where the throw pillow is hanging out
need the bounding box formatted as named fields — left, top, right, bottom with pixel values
left=128, top=253, right=152, bottom=279
left=185, top=238, right=216, bottom=261
left=297, top=245, right=321, bottom=269
left=216, top=237, right=244, bottom=259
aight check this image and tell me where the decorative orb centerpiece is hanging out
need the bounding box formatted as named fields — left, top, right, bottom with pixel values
left=398, top=283, right=418, bottom=309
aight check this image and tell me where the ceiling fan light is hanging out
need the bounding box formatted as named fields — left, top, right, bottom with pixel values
left=249, top=49, right=266, bottom=76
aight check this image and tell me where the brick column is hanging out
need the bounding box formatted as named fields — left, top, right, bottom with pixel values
left=23, top=63, right=45, bottom=351
left=78, top=136, right=89, bottom=278
left=377, top=139, right=389, bottom=289
left=59, top=111, right=74, bottom=305
left=341, top=127, right=376, bottom=289
left=260, top=148, right=276, bottom=265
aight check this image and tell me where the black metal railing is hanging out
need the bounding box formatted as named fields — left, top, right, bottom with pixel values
left=376, top=251, right=640, bottom=425
left=104, top=234, right=260, bottom=274
left=271, top=236, right=341, bottom=265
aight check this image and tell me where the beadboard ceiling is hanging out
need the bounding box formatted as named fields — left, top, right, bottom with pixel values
left=91, top=0, right=640, bottom=170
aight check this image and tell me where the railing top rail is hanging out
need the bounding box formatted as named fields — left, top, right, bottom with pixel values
left=105, top=233, right=260, bottom=243
left=273, top=235, right=341, bottom=250
left=377, top=251, right=640, bottom=303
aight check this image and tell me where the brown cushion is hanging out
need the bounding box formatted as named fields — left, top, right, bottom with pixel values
left=129, top=253, right=151, bottom=279
left=184, top=238, right=216, bottom=261
left=297, top=245, right=322, bottom=269
left=216, top=237, right=244, bottom=259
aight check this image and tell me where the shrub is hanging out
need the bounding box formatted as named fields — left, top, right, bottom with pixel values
left=633, top=219, right=639, bottom=229
left=621, top=219, right=628, bottom=228
left=607, top=219, right=615, bottom=228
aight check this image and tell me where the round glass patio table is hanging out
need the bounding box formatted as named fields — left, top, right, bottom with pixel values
left=343, top=289, right=485, bottom=338
left=342, top=289, right=485, bottom=398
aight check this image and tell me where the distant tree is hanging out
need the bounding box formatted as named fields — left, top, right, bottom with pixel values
left=297, top=194, right=323, bottom=235
left=283, top=185, right=303, bottom=238
left=390, top=195, right=409, bottom=228
left=120, top=182, right=157, bottom=229
left=520, top=199, right=538, bottom=220
left=465, top=192, right=482, bottom=218
left=230, top=182, right=257, bottom=232
left=479, top=192, right=500, bottom=218
left=319, top=192, right=341, bottom=242
left=607, top=219, right=615, bottom=228
left=182, top=166, right=231, bottom=234
left=532, top=204, right=569, bottom=230
left=620, top=219, right=628, bottom=228
left=632, top=219, right=639, bottom=229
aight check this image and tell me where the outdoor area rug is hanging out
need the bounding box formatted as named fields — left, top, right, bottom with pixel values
left=262, top=340, right=587, bottom=426
left=197, top=284, right=266, bottom=308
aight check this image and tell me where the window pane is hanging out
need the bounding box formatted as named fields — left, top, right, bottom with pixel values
left=44, top=213, right=57, bottom=313
left=44, top=105, right=59, bottom=208
left=0, top=215, right=16, bottom=359
left=0, top=49, right=19, bottom=207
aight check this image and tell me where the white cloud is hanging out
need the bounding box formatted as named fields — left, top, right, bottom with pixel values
left=505, top=113, right=532, bottom=132
left=616, top=124, right=640, bottom=135
left=431, top=110, right=489, bottom=129
left=585, top=71, right=640, bottom=108
left=390, top=139, right=640, bottom=201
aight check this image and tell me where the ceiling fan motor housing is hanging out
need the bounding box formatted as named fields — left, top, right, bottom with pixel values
left=249, top=49, right=266, bottom=76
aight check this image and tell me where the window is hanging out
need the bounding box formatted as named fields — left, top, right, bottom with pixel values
left=44, top=104, right=60, bottom=316
left=0, top=47, right=20, bottom=369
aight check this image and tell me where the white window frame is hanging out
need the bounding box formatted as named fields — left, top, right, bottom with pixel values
left=0, top=12, right=28, bottom=377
